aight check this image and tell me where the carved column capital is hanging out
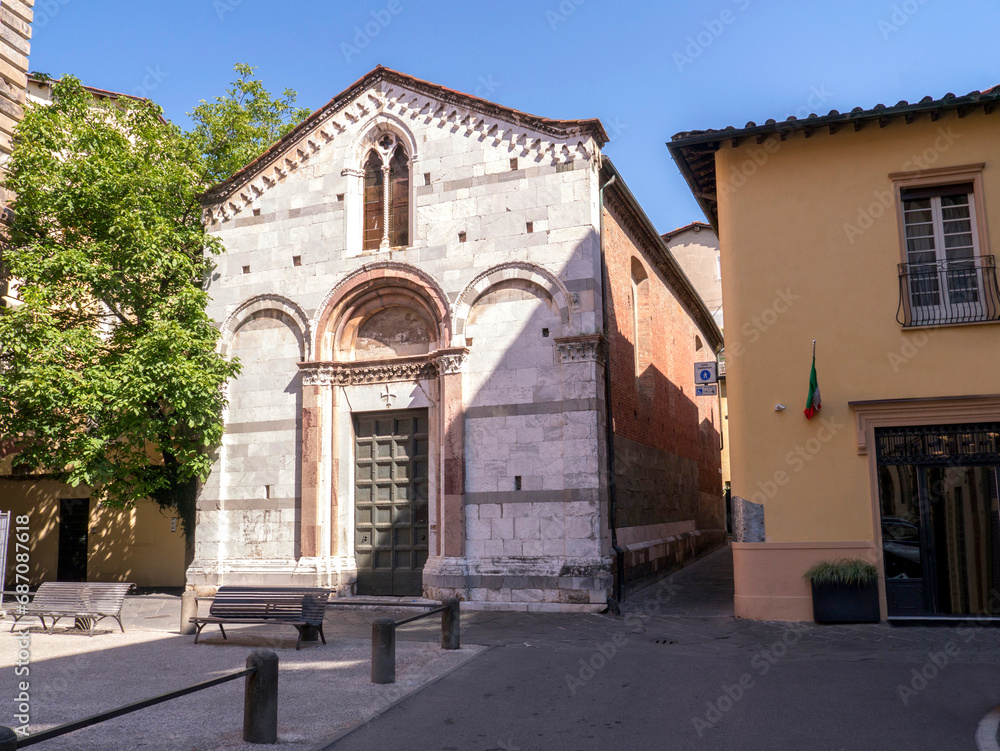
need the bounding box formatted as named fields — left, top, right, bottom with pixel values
left=434, top=347, right=469, bottom=375
left=554, top=335, right=606, bottom=364
left=299, top=364, right=340, bottom=386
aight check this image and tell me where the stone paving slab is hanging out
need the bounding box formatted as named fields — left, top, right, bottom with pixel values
left=0, top=624, right=485, bottom=749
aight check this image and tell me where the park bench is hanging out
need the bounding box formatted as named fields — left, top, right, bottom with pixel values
left=8, top=581, right=135, bottom=635
left=190, top=586, right=330, bottom=650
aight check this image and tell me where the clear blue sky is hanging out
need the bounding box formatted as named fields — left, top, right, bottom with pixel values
left=27, top=0, right=1000, bottom=232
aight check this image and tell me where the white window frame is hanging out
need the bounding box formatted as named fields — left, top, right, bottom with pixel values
left=890, top=164, right=991, bottom=326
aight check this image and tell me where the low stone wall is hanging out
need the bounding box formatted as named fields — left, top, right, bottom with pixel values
left=621, top=527, right=727, bottom=597
left=423, top=555, right=613, bottom=612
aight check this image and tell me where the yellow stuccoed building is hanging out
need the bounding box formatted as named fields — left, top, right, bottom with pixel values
left=671, top=86, right=1000, bottom=622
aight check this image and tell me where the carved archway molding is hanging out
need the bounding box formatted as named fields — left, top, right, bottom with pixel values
left=219, top=293, right=312, bottom=360
left=346, top=113, right=419, bottom=167
left=310, top=261, right=452, bottom=361
left=452, top=261, right=574, bottom=344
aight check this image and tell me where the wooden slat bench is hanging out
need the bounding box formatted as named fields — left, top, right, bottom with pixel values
left=8, top=582, right=135, bottom=635
left=190, top=586, right=330, bottom=650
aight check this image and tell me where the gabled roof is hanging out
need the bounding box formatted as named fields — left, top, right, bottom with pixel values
left=661, top=221, right=713, bottom=243
left=201, top=65, right=609, bottom=208
left=28, top=74, right=153, bottom=105
left=27, top=75, right=168, bottom=125
left=669, top=86, right=1000, bottom=231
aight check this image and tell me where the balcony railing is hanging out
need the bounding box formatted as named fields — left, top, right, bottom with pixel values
left=897, top=255, right=1000, bottom=327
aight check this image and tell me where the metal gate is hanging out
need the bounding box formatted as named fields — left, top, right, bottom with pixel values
left=353, top=410, right=429, bottom=596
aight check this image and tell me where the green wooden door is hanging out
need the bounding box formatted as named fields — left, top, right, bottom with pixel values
left=354, top=410, right=429, bottom=596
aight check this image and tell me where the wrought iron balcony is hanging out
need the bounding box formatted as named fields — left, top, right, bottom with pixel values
left=897, top=255, right=1000, bottom=327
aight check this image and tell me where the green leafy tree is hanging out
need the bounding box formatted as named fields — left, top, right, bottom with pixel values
left=187, top=63, right=311, bottom=185
left=0, top=76, right=239, bottom=544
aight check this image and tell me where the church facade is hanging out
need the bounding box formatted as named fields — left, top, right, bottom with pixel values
left=188, top=67, right=724, bottom=610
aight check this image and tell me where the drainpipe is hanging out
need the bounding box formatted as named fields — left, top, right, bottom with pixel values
left=598, top=169, right=625, bottom=612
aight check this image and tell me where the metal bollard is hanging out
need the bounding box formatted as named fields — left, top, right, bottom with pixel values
left=441, top=598, right=460, bottom=650
left=371, top=617, right=396, bottom=684
left=0, top=726, right=17, bottom=751
left=180, top=591, right=198, bottom=635
left=243, top=650, right=279, bottom=744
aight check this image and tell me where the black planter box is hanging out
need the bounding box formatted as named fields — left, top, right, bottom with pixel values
left=810, top=581, right=880, bottom=623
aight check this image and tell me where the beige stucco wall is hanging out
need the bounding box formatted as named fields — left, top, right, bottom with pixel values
left=1, top=478, right=186, bottom=588
left=666, top=225, right=723, bottom=328
left=716, top=109, right=1000, bottom=617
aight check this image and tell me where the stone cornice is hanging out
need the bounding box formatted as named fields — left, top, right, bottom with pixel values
left=849, top=394, right=1000, bottom=455
left=298, top=355, right=438, bottom=386
left=298, top=347, right=471, bottom=385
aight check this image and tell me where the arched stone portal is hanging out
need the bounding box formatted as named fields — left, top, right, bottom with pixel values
left=299, top=263, right=467, bottom=596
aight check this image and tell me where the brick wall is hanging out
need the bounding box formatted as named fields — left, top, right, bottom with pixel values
left=602, top=202, right=723, bottom=532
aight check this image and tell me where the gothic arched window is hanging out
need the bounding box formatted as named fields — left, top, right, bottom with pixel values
left=362, top=133, right=410, bottom=251
left=363, top=150, right=384, bottom=251
left=389, top=145, right=409, bottom=247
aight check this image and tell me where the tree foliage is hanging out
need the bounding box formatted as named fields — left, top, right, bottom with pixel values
left=0, top=76, right=239, bottom=539
left=187, top=63, right=311, bottom=185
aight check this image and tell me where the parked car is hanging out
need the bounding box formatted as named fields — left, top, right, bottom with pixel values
left=882, top=516, right=922, bottom=579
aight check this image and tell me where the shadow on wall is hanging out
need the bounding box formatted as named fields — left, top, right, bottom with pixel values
left=223, top=309, right=306, bottom=561
left=600, top=226, right=723, bottom=533
left=459, top=226, right=722, bottom=570
left=0, top=481, right=186, bottom=588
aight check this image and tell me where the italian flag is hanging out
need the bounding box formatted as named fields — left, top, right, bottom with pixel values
left=804, top=353, right=821, bottom=420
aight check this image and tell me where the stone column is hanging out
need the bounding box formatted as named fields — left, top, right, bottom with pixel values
left=298, top=364, right=331, bottom=558
left=555, top=334, right=609, bottom=555
left=436, top=348, right=468, bottom=558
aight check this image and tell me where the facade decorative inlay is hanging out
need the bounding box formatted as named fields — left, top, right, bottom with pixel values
left=201, top=71, right=600, bottom=226
left=555, top=335, right=605, bottom=364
